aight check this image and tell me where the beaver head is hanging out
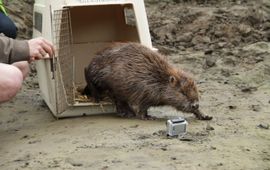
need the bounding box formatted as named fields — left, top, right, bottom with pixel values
left=161, top=69, right=199, bottom=113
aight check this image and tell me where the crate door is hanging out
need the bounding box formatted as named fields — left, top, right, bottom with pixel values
left=53, top=8, right=74, bottom=114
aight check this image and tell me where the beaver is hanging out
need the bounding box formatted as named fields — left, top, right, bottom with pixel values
left=84, top=42, right=212, bottom=120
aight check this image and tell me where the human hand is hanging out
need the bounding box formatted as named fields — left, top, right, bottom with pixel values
left=28, top=37, right=55, bottom=62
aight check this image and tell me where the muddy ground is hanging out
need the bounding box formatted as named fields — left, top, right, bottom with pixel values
left=0, top=0, right=270, bottom=169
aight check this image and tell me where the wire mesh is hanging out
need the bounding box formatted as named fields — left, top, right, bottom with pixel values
left=53, top=8, right=74, bottom=113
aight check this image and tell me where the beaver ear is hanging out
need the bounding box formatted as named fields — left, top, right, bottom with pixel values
left=169, top=76, right=177, bottom=86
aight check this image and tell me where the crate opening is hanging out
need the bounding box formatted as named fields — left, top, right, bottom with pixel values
left=55, top=4, right=140, bottom=106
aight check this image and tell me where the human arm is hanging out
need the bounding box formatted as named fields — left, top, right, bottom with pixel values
left=0, top=35, right=54, bottom=64
left=0, top=34, right=29, bottom=64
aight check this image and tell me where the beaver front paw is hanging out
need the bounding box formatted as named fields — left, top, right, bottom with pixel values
left=198, top=114, right=213, bottom=120
left=137, top=114, right=157, bottom=120
left=193, top=110, right=213, bottom=120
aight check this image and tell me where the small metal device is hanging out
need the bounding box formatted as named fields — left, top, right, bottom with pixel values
left=166, top=117, right=188, bottom=137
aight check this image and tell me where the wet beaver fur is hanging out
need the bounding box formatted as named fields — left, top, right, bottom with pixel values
left=84, top=43, right=212, bottom=120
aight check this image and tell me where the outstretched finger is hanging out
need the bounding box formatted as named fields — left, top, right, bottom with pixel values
left=29, top=53, right=43, bottom=62
left=42, top=39, right=55, bottom=57
left=41, top=42, right=53, bottom=57
left=39, top=48, right=48, bottom=58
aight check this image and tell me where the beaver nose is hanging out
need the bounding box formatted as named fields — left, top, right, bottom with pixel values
left=191, top=103, right=199, bottom=110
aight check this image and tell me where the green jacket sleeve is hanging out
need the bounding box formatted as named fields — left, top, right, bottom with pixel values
left=0, top=34, right=30, bottom=64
